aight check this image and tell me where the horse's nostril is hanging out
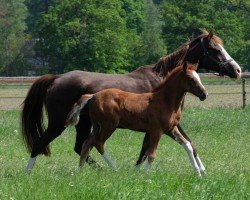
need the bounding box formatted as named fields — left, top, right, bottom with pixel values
left=199, top=92, right=207, bottom=101
left=236, top=69, right=241, bottom=74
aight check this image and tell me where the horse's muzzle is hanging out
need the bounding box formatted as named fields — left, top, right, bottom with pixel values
left=221, top=61, right=241, bottom=79
left=199, top=92, right=208, bottom=101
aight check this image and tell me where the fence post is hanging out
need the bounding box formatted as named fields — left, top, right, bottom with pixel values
left=242, top=78, right=246, bottom=109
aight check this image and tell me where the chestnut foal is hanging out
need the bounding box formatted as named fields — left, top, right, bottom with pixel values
left=67, top=63, right=207, bottom=176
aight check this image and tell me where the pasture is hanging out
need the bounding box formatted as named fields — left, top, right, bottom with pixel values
left=0, top=79, right=249, bottom=199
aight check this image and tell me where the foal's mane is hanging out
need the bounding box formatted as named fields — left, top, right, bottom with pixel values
left=152, top=63, right=197, bottom=93
left=152, top=65, right=183, bottom=92
left=153, top=30, right=223, bottom=76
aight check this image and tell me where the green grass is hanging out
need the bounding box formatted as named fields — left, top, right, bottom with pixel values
left=0, top=107, right=249, bottom=199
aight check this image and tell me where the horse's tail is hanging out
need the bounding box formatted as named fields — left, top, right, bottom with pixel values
left=21, top=74, right=58, bottom=156
left=66, top=94, right=93, bottom=127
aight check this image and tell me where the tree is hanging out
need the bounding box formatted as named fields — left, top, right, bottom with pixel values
left=0, top=0, right=28, bottom=75
left=121, top=0, right=146, bottom=34
left=24, top=0, right=56, bottom=33
left=36, top=0, right=139, bottom=73
left=139, top=0, right=166, bottom=65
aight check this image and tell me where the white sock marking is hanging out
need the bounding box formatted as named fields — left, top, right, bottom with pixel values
left=25, top=157, right=37, bottom=173
left=144, top=157, right=152, bottom=171
left=195, top=155, right=206, bottom=173
left=102, top=152, right=117, bottom=170
left=183, top=142, right=201, bottom=176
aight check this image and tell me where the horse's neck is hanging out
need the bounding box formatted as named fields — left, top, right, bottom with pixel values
left=153, top=48, right=187, bottom=76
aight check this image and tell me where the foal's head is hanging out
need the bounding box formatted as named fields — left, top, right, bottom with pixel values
left=181, top=63, right=207, bottom=101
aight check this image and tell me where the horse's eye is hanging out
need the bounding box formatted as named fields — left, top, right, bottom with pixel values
left=209, top=42, right=220, bottom=52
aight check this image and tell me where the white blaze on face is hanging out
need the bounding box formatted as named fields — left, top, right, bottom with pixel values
left=192, top=71, right=205, bottom=90
left=218, top=44, right=241, bottom=76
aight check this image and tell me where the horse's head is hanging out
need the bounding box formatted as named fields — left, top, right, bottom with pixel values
left=182, top=62, right=207, bottom=101
left=185, top=31, right=241, bottom=79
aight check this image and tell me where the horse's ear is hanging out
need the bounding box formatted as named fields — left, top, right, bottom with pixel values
left=207, top=30, right=214, bottom=41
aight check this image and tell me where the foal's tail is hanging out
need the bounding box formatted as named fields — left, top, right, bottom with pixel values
left=21, top=74, right=58, bottom=156
left=66, top=94, right=93, bottom=126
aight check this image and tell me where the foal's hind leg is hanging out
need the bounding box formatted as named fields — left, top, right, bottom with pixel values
left=93, top=125, right=117, bottom=170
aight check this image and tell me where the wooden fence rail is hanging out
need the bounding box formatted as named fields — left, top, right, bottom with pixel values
left=0, top=73, right=249, bottom=109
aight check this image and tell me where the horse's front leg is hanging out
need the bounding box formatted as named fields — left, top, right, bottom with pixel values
left=175, top=124, right=205, bottom=174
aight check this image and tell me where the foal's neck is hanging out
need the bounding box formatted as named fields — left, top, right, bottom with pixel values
left=155, top=75, right=185, bottom=111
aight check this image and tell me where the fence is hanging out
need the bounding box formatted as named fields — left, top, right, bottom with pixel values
left=0, top=73, right=249, bottom=110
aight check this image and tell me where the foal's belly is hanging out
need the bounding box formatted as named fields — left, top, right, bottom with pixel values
left=118, top=117, right=149, bottom=133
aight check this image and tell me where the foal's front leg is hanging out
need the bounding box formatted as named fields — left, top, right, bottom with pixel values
left=176, top=124, right=205, bottom=173
left=143, top=130, right=163, bottom=170
left=172, top=126, right=202, bottom=177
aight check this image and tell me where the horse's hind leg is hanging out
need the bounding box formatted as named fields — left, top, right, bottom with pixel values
left=79, top=122, right=100, bottom=167
left=25, top=123, right=65, bottom=173
left=176, top=124, right=205, bottom=173
left=74, top=115, right=91, bottom=154
left=75, top=115, right=100, bottom=167
left=25, top=104, right=70, bottom=173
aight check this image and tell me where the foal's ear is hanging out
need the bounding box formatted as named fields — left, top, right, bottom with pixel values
left=192, top=63, right=199, bottom=71
left=183, top=62, right=188, bottom=72
left=207, top=30, right=214, bottom=41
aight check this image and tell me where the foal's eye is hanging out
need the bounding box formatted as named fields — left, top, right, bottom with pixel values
left=188, top=77, right=195, bottom=83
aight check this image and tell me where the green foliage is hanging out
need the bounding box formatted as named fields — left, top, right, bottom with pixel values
left=139, top=0, right=167, bottom=65
left=0, top=0, right=248, bottom=75
left=0, top=0, right=28, bottom=75
left=37, top=0, right=139, bottom=73
left=121, top=0, right=146, bottom=34
left=24, top=0, right=56, bottom=33
left=160, top=0, right=249, bottom=70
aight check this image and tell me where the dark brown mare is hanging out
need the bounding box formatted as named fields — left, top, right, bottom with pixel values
left=21, top=31, right=241, bottom=172
left=66, top=63, right=207, bottom=176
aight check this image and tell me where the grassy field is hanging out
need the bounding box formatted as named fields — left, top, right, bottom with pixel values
left=0, top=107, right=249, bottom=199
